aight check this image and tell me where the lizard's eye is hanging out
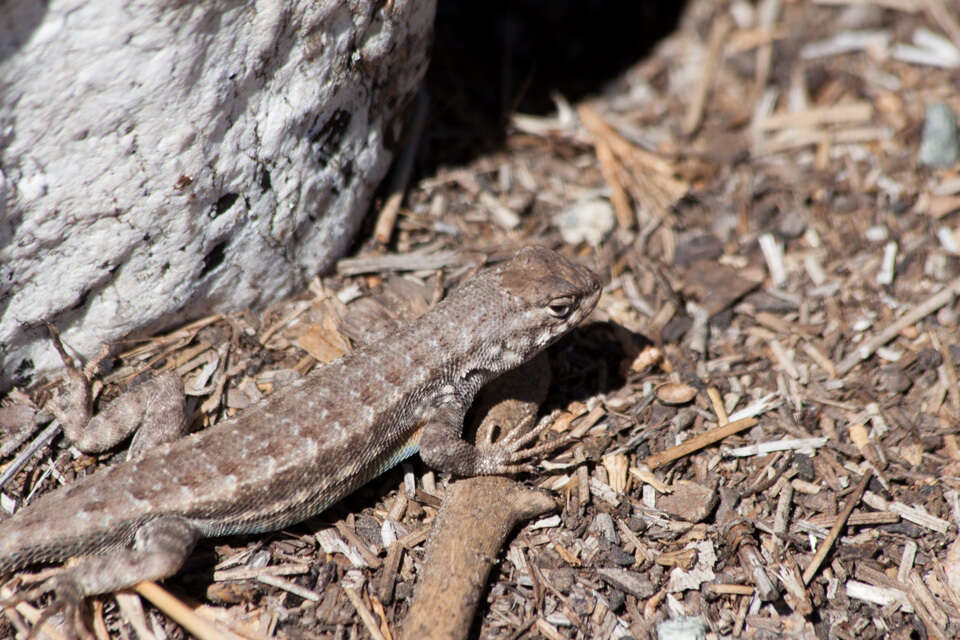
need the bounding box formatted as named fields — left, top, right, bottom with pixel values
left=546, top=296, right=577, bottom=319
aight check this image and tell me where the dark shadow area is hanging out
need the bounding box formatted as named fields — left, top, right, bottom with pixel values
left=0, top=1, right=48, bottom=65
left=423, top=0, right=688, bottom=169
left=545, top=320, right=646, bottom=410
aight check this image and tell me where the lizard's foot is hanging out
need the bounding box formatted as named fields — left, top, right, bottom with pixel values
left=475, top=410, right=573, bottom=474
left=43, top=322, right=188, bottom=457
left=44, top=323, right=98, bottom=431
left=2, top=518, right=197, bottom=639
left=420, top=405, right=575, bottom=477
left=2, top=574, right=91, bottom=640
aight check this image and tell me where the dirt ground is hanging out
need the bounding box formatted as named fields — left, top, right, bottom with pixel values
left=5, top=1, right=960, bottom=638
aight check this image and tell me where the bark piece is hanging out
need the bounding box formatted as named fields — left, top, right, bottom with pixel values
left=596, top=568, right=658, bottom=599
left=400, top=477, right=557, bottom=640
left=656, top=481, right=718, bottom=523
left=681, top=260, right=764, bottom=317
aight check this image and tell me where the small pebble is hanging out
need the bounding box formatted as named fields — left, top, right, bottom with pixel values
left=919, top=102, right=959, bottom=168
left=657, top=617, right=707, bottom=640
left=554, top=198, right=615, bottom=247
left=777, top=212, right=807, bottom=239
left=938, top=305, right=958, bottom=327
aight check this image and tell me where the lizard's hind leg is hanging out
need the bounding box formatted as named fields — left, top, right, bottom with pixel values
left=3, top=516, right=200, bottom=639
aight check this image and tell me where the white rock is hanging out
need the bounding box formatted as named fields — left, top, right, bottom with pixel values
left=657, top=617, right=706, bottom=640
left=0, top=0, right=434, bottom=387
left=554, top=198, right=616, bottom=247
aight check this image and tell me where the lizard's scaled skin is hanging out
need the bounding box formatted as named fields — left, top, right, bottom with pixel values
left=0, top=246, right=601, bottom=613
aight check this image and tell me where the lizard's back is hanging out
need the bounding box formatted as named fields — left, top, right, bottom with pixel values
left=0, top=317, right=443, bottom=573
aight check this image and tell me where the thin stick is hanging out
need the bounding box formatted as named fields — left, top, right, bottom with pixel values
left=0, top=587, right=68, bottom=640
left=923, top=0, right=960, bottom=50
left=594, top=138, right=633, bottom=229
left=643, top=417, right=757, bottom=470
left=0, top=420, right=61, bottom=492
left=336, top=250, right=461, bottom=277
left=683, top=14, right=732, bottom=136
left=707, top=387, right=728, bottom=425
left=752, top=0, right=781, bottom=97
left=342, top=586, right=388, bottom=640
left=931, top=330, right=960, bottom=418
left=373, top=89, right=430, bottom=245
left=134, top=580, right=228, bottom=640
left=754, top=102, right=873, bottom=131
left=705, top=583, right=756, bottom=596
left=802, top=470, right=872, bottom=585
left=836, top=275, right=960, bottom=376
left=256, top=575, right=321, bottom=602
left=577, top=104, right=675, bottom=176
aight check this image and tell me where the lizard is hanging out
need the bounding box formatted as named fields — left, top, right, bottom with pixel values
left=0, top=245, right=601, bottom=632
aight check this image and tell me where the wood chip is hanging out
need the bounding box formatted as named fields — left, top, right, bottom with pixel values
left=655, top=481, right=718, bottom=523
left=725, top=437, right=827, bottom=457
left=603, top=453, right=630, bottom=493
left=837, top=275, right=960, bottom=375
left=845, top=580, right=911, bottom=609
left=862, top=493, right=954, bottom=534
left=758, top=233, right=788, bottom=286
left=656, top=382, right=697, bottom=405
left=755, top=102, right=873, bottom=131
left=644, top=417, right=759, bottom=470
left=337, top=250, right=462, bottom=276
left=596, top=568, right=657, bottom=599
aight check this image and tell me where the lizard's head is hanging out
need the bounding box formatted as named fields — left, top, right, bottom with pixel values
left=481, top=246, right=602, bottom=370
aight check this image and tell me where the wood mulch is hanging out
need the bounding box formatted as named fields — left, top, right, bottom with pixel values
left=4, top=1, right=960, bottom=638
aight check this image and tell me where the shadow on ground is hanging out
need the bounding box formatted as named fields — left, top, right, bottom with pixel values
left=424, top=0, right=688, bottom=168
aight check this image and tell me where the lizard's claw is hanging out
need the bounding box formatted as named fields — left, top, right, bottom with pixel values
left=3, top=575, right=90, bottom=640
left=500, top=410, right=563, bottom=448
left=476, top=410, right=573, bottom=474
left=478, top=410, right=541, bottom=449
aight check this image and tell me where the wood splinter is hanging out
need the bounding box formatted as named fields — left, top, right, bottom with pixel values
left=643, top=417, right=758, bottom=470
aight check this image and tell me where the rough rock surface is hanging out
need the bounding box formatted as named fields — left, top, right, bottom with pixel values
left=0, top=0, right=434, bottom=388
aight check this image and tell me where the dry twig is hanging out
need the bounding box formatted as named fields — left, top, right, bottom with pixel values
left=134, top=581, right=227, bottom=640
left=836, top=275, right=960, bottom=376
left=802, top=470, right=872, bottom=585
left=644, top=417, right=758, bottom=470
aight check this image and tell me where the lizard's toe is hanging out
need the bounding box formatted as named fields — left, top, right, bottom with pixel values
left=5, top=574, right=89, bottom=640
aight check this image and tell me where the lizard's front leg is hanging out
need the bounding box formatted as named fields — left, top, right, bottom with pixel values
left=419, top=403, right=567, bottom=476
left=46, top=328, right=188, bottom=459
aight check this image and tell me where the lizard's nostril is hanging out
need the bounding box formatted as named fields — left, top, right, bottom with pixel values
left=586, top=271, right=601, bottom=292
